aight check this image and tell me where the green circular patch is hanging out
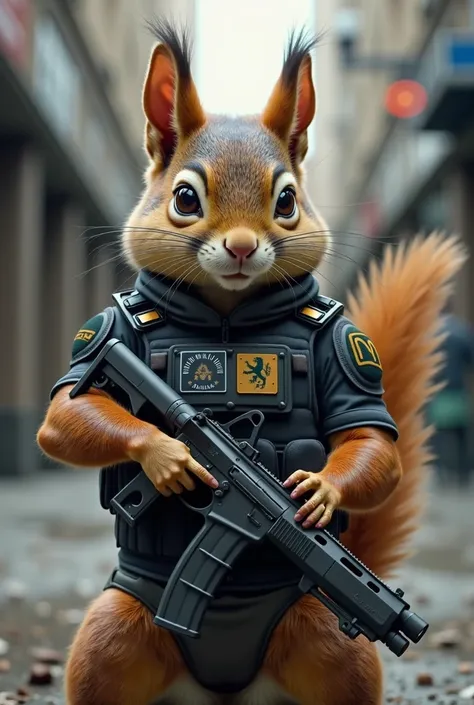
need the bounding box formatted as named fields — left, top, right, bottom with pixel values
left=332, top=318, right=385, bottom=395
left=344, top=324, right=383, bottom=384
left=71, top=314, right=106, bottom=359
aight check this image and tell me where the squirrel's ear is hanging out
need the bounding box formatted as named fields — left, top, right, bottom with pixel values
left=143, top=24, right=206, bottom=168
left=261, top=31, right=317, bottom=166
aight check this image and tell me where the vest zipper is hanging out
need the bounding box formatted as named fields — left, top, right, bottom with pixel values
left=221, top=318, right=229, bottom=343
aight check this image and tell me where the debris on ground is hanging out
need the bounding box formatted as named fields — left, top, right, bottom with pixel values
left=28, top=663, right=54, bottom=686
left=416, top=671, right=435, bottom=686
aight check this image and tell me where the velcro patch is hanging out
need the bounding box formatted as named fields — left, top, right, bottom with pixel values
left=179, top=350, right=227, bottom=393
left=71, top=308, right=114, bottom=363
left=237, top=354, right=278, bottom=395
left=333, top=318, right=384, bottom=395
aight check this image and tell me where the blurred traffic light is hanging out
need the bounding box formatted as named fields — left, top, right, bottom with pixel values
left=384, top=79, right=428, bottom=119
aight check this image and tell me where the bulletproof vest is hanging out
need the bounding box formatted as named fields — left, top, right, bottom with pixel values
left=99, top=288, right=347, bottom=588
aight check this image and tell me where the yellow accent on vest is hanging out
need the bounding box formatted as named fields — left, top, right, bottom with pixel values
left=300, top=306, right=323, bottom=320
left=348, top=333, right=382, bottom=370
left=74, top=329, right=96, bottom=343
left=136, top=310, right=161, bottom=324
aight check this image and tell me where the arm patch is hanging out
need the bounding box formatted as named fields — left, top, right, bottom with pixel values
left=332, top=318, right=384, bottom=395
left=71, top=307, right=115, bottom=363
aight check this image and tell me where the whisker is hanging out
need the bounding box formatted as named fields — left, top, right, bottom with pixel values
left=278, top=254, right=350, bottom=279
left=268, top=262, right=317, bottom=307
left=275, top=230, right=397, bottom=246
left=282, top=241, right=383, bottom=257
left=78, top=251, right=128, bottom=278
left=166, top=263, right=204, bottom=306
left=276, top=243, right=358, bottom=269
left=157, top=260, right=201, bottom=307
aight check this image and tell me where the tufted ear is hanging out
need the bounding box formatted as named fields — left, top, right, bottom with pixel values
left=261, top=30, right=318, bottom=167
left=143, top=21, right=206, bottom=168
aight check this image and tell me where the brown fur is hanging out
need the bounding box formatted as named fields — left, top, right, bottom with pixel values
left=342, top=233, right=467, bottom=577
left=265, top=597, right=383, bottom=705
left=36, top=387, right=157, bottom=468
left=324, top=427, right=402, bottom=511
left=64, top=589, right=183, bottom=705
left=36, top=21, right=467, bottom=705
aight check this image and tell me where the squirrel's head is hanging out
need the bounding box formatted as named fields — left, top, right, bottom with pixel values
left=124, top=20, right=330, bottom=294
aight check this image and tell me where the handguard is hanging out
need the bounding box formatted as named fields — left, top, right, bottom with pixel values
left=70, top=339, right=429, bottom=656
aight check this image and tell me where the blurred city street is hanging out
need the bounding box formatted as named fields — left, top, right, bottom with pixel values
left=0, top=469, right=473, bottom=704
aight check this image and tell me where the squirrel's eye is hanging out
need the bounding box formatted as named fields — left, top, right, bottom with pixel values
left=275, top=188, right=296, bottom=218
left=174, top=186, right=202, bottom=216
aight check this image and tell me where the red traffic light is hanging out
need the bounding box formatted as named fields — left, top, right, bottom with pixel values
left=384, top=80, right=428, bottom=119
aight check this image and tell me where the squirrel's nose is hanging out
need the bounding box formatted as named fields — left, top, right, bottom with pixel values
left=224, top=230, right=258, bottom=259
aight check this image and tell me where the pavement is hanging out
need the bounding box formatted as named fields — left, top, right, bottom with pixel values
left=0, top=469, right=473, bottom=704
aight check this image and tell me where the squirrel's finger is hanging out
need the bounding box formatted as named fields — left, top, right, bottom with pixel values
left=187, top=455, right=219, bottom=488
left=167, top=480, right=184, bottom=495
left=157, top=485, right=172, bottom=497
left=290, top=477, right=317, bottom=499
left=316, top=504, right=335, bottom=529
left=294, top=488, right=327, bottom=520
left=178, top=472, right=196, bottom=491
left=302, top=504, right=326, bottom=528
left=283, top=470, right=309, bottom=487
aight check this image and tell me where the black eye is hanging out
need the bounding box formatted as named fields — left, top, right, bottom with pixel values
left=275, top=188, right=296, bottom=218
left=174, top=185, right=202, bottom=216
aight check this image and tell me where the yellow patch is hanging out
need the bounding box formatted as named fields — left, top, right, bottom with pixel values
left=300, top=305, right=323, bottom=321
left=237, top=354, right=278, bottom=394
left=74, top=329, right=96, bottom=343
left=348, top=332, right=382, bottom=370
left=136, top=310, right=161, bottom=324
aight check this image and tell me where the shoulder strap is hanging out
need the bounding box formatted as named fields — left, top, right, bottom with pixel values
left=296, top=293, right=344, bottom=331
left=295, top=294, right=344, bottom=445
left=112, top=289, right=165, bottom=332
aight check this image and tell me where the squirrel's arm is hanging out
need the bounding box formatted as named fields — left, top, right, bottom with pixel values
left=322, top=427, right=402, bottom=512
left=36, top=386, right=158, bottom=467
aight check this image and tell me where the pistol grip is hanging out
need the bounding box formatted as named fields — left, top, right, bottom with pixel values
left=153, top=521, right=249, bottom=637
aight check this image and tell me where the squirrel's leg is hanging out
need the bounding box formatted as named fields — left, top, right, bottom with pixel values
left=65, top=588, right=184, bottom=705
left=263, top=596, right=383, bottom=705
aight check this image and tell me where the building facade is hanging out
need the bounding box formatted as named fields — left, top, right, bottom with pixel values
left=0, top=0, right=194, bottom=475
left=311, top=0, right=474, bottom=326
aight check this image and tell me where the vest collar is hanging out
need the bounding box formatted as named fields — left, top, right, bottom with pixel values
left=135, top=270, right=320, bottom=328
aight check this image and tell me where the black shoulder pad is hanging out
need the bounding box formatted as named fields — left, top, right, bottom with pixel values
left=71, top=307, right=115, bottom=363
left=297, top=294, right=344, bottom=330
left=332, top=317, right=384, bottom=395
left=112, top=289, right=165, bottom=331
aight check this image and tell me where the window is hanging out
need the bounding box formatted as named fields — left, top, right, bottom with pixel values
left=33, top=14, right=81, bottom=142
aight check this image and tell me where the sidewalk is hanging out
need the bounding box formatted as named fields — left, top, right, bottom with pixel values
left=0, top=469, right=473, bottom=704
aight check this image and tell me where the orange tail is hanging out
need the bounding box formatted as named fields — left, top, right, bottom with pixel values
left=341, top=233, right=467, bottom=578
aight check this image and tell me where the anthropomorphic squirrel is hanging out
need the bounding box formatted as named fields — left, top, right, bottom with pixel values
left=36, top=20, right=466, bottom=705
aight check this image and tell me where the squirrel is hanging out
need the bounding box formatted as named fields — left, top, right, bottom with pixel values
left=36, top=19, right=466, bottom=705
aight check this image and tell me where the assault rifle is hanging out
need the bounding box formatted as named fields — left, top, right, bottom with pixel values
left=70, top=339, right=428, bottom=656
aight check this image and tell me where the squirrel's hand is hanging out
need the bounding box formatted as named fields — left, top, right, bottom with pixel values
left=283, top=471, right=341, bottom=529
left=129, top=431, right=219, bottom=497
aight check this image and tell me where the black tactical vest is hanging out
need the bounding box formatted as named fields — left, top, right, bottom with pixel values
left=99, top=280, right=347, bottom=590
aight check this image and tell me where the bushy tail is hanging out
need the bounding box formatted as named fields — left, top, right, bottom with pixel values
left=341, top=233, right=467, bottom=578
